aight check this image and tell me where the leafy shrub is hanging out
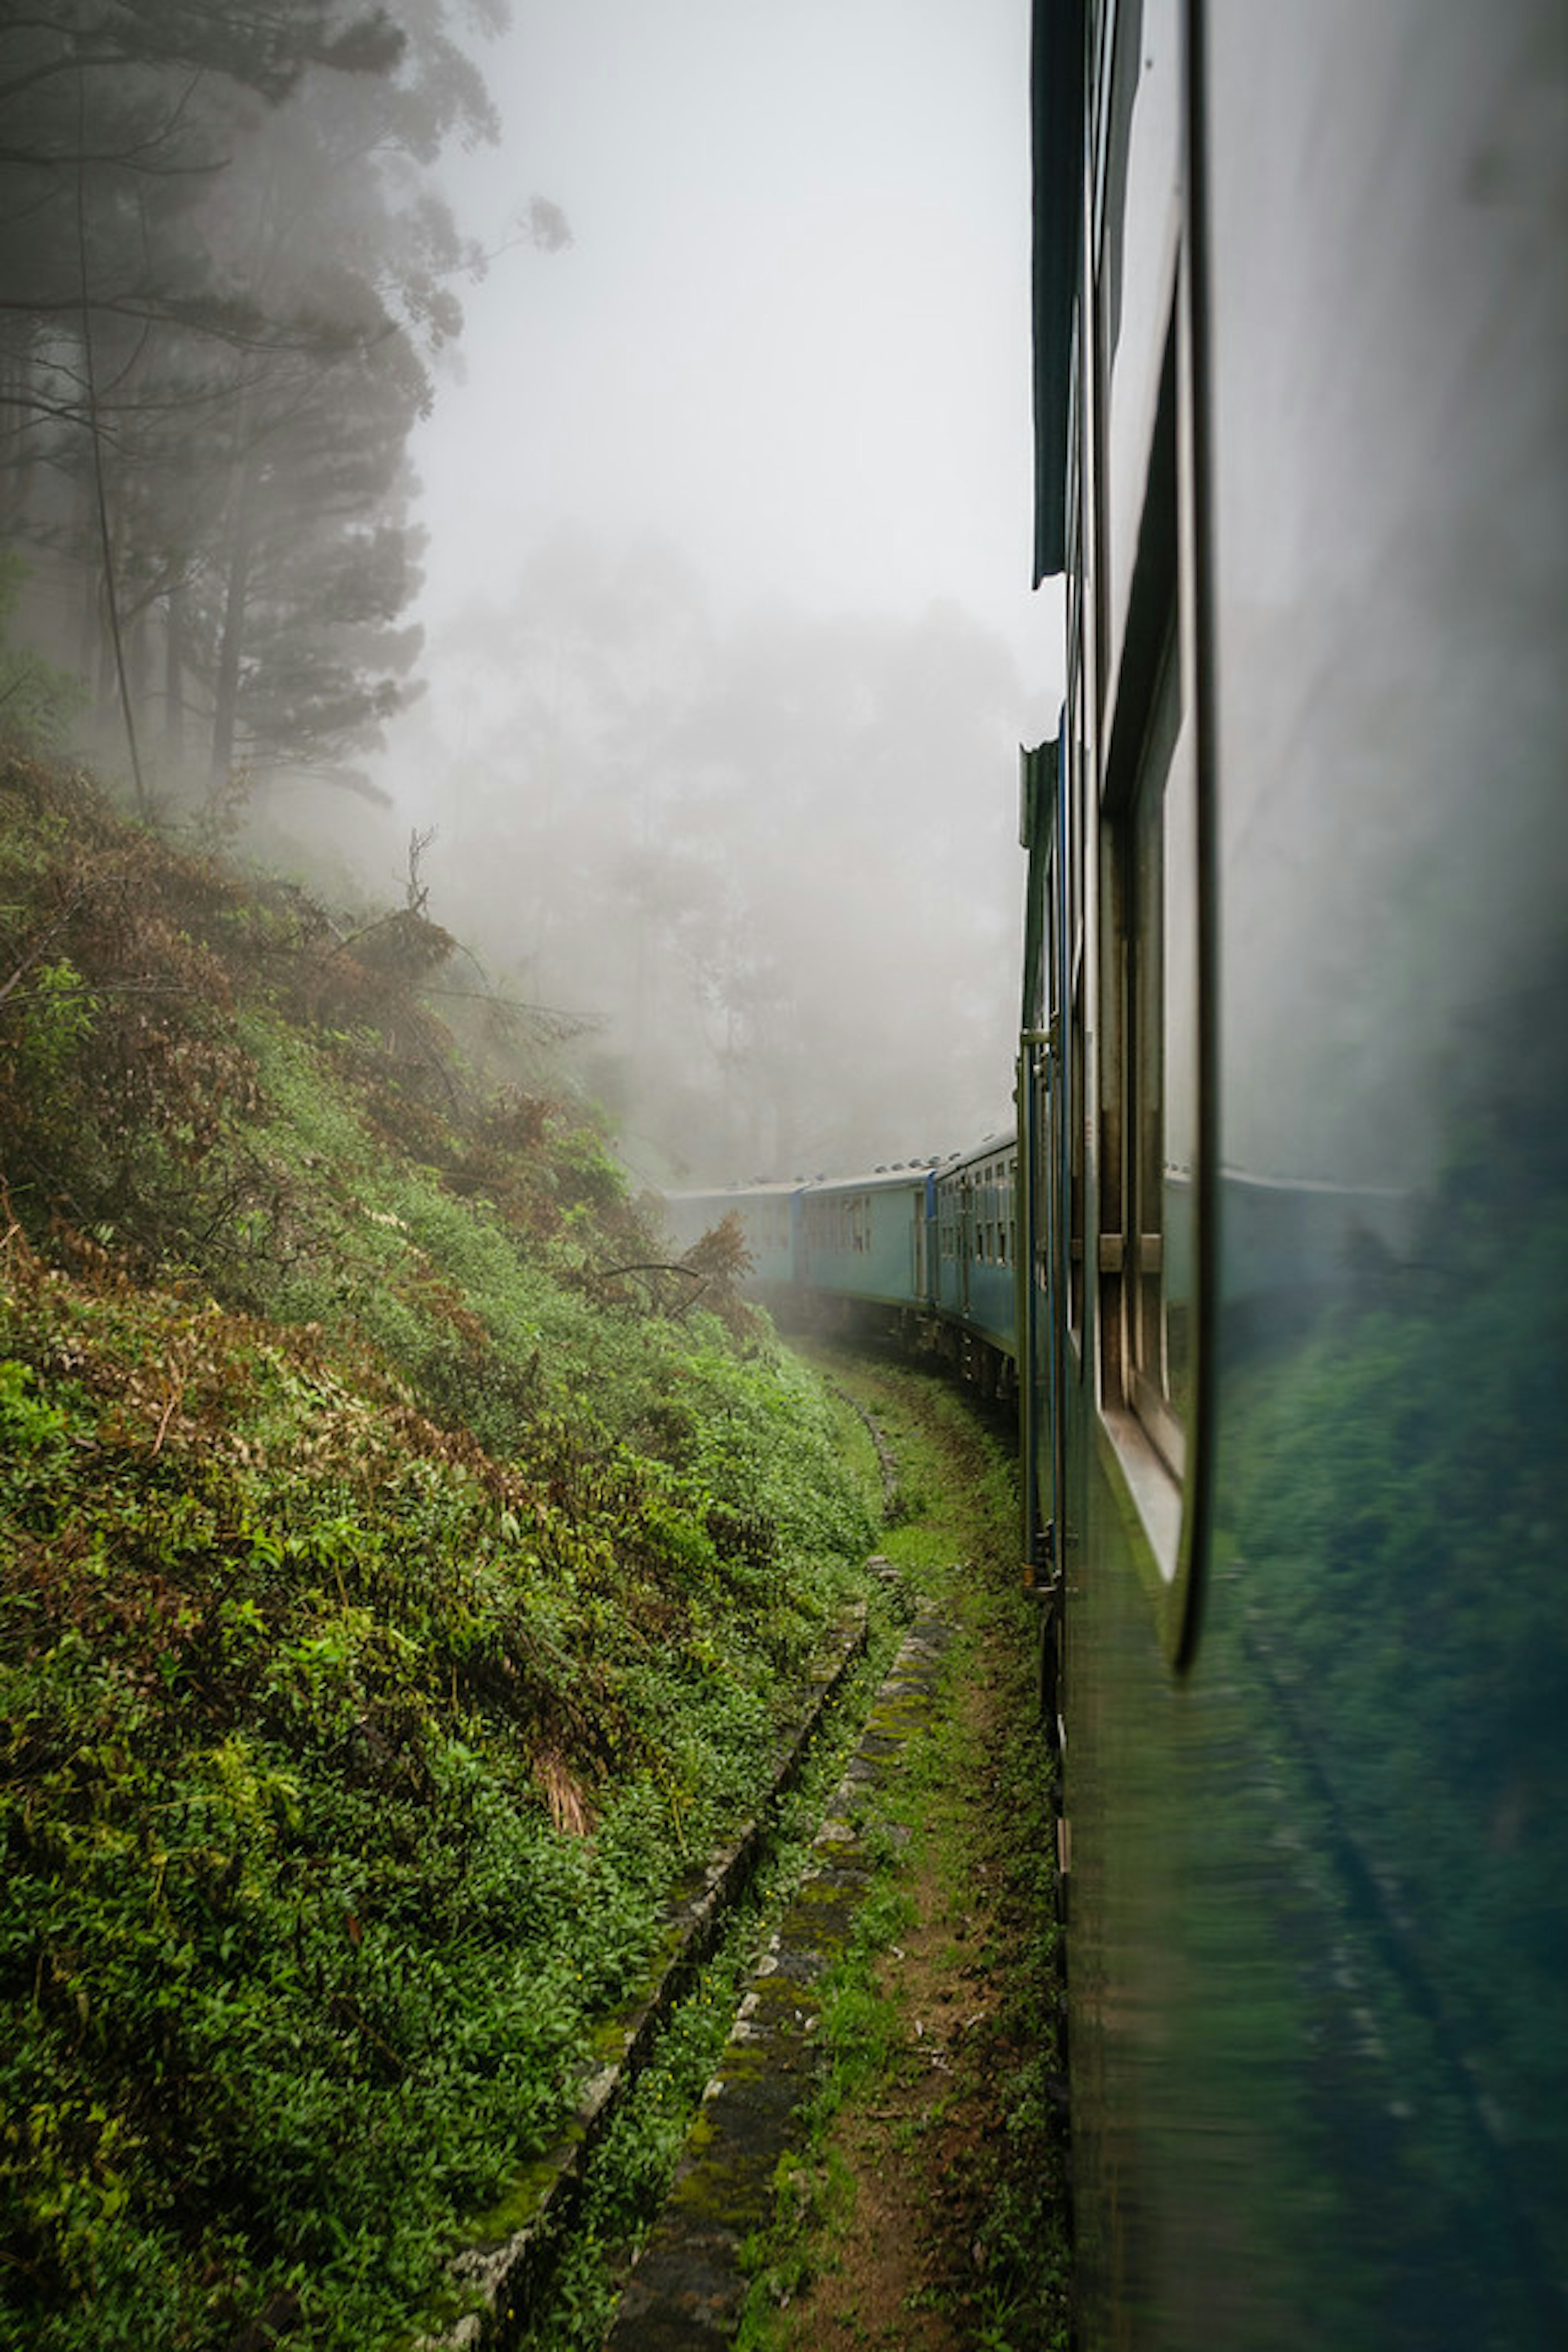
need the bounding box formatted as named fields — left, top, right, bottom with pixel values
left=0, top=759, right=878, bottom=2348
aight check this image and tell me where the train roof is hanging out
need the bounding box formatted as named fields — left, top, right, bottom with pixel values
left=668, top=1144, right=1022, bottom=1209
left=934, top=1131, right=1017, bottom=1177
left=801, top=1163, right=940, bottom=1196
left=662, top=1178, right=803, bottom=1204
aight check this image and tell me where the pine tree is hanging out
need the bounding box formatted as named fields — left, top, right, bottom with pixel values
left=0, top=1, right=522, bottom=795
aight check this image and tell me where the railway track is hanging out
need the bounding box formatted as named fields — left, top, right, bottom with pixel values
left=418, top=1566, right=946, bottom=2351
left=603, top=1605, right=952, bottom=2348
left=414, top=1354, right=1065, bottom=2350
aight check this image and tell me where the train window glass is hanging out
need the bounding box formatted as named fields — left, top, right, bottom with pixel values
left=1064, top=476, right=1089, bottom=1352
left=1101, top=0, right=1181, bottom=682
left=1125, top=624, right=1195, bottom=1474
left=1069, top=963, right=1085, bottom=1339
left=1067, top=519, right=1085, bottom=962
left=1067, top=653, right=1087, bottom=1350
left=1045, top=833, right=1059, bottom=1025
left=1097, top=272, right=1197, bottom=1525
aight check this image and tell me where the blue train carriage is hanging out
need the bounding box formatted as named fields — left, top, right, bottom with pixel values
left=930, top=1136, right=1021, bottom=1397
left=794, top=1165, right=933, bottom=1329
left=660, top=1181, right=801, bottom=1296
left=1027, top=3, right=1568, bottom=2348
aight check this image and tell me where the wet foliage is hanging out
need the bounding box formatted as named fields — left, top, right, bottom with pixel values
left=0, top=754, right=875, bottom=2348
left=1216, top=982, right=1568, bottom=2343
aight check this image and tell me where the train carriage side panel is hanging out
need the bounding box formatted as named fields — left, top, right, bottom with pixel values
left=798, top=1169, right=929, bottom=1310
left=662, top=1182, right=802, bottom=1293
left=1031, top=3, right=1568, bottom=2348
left=934, top=1136, right=1020, bottom=1356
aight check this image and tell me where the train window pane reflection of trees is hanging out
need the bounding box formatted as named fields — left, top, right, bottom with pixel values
left=1124, top=623, right=1195, bottom=1478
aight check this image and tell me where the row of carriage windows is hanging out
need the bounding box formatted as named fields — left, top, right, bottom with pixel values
left=802, top=1180, right=1018, bottom=1267
left=937, top=1167, right=1018, bottom=1268
left=749, top=1201, right=791, bottom=1253
left=805, top=1193, right=873, bottom=1255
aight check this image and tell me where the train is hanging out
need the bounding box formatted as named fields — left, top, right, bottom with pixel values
left=663, top=1139, right=1023, bottom=1388
left=669, top=3, right=1568, bottom=2345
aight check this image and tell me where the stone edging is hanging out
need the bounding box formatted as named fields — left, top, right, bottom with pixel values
left=418, top=1601, right=871, bottom=2350
left=601, top=1604, right=953, bottom=2348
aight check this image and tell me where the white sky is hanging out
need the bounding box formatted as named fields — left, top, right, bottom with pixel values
left=411, top=0, right=1056, bottom=682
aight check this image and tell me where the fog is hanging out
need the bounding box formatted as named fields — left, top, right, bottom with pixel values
left=394, top=0, right=1054, bottom=1178
left=412, top=0, right=1042, bottom=655
left=0, top=0, right=1054, bottom=1181
left=397, top=530, right=1031, bottom=1174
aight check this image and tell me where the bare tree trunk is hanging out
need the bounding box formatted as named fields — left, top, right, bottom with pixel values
left=76, top=62, right=145, bottom=812
left=209, top=452, right=256, bottom=787
left=163, top=577, right=185, bottom=766
left=0, top=343, right=38, bottom=535
left=93, top=570, right=116, bottom=728
left=74, top=462, right=98, bottom=679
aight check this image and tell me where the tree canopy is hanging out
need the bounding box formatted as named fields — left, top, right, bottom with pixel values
left=0, top=0, right=539, bottom=801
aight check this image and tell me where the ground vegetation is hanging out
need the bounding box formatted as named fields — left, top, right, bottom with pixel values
left=0, top=748, right=876, bottom=2349
left=736, top=1351, right=1070, bottom=2352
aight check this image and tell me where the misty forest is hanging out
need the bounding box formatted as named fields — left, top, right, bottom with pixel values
left=0, top=7, right=1065, bottom=2349
left=0, top=0, right=1037, bottom=1182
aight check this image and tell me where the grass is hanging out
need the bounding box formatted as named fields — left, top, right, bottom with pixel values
left=0, top=751, right=882, bottom=2350
left=503, top=1597, right=913, bottom=2352
left=734, top=1345, right=1070, bottom=2352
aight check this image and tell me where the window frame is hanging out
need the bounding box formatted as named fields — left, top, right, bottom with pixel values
left=1094, top=283, right=1205, bottom=1619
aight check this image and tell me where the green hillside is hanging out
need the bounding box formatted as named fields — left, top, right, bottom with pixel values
left=0, top=752, right=876, bottom=2349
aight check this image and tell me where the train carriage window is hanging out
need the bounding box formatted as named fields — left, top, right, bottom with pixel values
left=1125, top=625, right=1195, bottom=1473
left=1100, top=304, right=1198, bottom=1512
left=1065, top=470, right=1089, bottom=1350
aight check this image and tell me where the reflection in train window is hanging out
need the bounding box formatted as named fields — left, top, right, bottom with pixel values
left=1125, top=626, right=1195, bottom=1475
left=1065, top=465, right=1087, bottom=1350
left=1100, top=308, right=1197, bottom=1501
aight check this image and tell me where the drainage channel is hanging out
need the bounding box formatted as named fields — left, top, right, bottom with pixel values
left=601, top=1604, right=954, bottom=2349
left=419, top=1593, right=889, bottom=2352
